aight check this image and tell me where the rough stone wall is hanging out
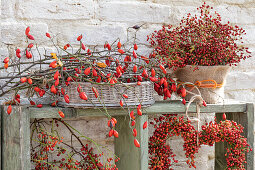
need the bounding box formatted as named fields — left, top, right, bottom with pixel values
left=1, top=0, right=255, bottom=169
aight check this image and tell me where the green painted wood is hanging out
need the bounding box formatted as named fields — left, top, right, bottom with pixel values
left=30, top=100, right=247, bottom=118
left=1, top=106, right=31, bottom=170
left=0, top=106, right=2, bottom=169
left=29, top=106, right=76, bottom=118
left=215, top=110, right=254, bottom=170
left=114, top=115, right=148, bottom=170
left=246, top=103, right=254, bottom=170
left=215, top=113, right=227, bottom=170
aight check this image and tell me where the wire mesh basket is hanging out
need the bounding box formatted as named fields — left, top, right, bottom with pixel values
left=58, top=81, right=155, bottom=108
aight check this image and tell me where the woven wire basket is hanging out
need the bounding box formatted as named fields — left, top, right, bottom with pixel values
left=58, top=81, right=155, bottom=108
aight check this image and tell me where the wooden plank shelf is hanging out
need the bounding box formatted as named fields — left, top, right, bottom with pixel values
left=1, top=100, right=254, bottom=170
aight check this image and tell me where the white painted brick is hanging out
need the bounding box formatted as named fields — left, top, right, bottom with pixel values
left=215, top=5, right=255, bottom=24
left=171, top=6, right=200, bottom=25
left=225, top=89, right=255, bottom=102
left=232, top=47, right=255, bottom=72
left=18, top=0, right=95, bottom=20
left=1, top=22, right=49, bottom=45
left=56, top=25, right=126, bottom=46
left=1, top=0, right=16, bottom=18
left=98, top=2, right=171, bottom=23
left=225, top=71, right=255, bottom=90
left=220, top=0, right=253, bottom=4
left=242, top=26, right=255, bottom=45
left=146, top=0, right=204, bottom=6
left=134, top=25, right=162, bottom=45
left=0, top=47, right=9, bottom=57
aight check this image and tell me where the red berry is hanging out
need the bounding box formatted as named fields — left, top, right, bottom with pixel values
left=58, top=111, right=65, bottom=118
left=7, top=105, right=12, bottom=115
left=134, top=139, right=140, bottom=148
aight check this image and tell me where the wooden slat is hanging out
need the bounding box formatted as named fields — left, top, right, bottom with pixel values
left=0, top=106, right=2, bottom=169
left=114, top=115, right=148, bottom=170
left=246, top=103, right=254, bottom=170
left=30, top=100, right=247, bottom=118
left=1, top=106, right=31, bottom=170
left=215, top=113, right=227, bottom=170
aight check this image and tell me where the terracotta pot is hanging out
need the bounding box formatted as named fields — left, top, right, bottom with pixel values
left=174, top=65, right=231, bottom=104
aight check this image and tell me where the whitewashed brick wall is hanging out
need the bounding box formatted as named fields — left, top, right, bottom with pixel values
left=1, top=0, right=254, bottom=169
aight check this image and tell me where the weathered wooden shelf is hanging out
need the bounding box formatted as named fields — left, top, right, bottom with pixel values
left=1, top=100, right=254, bottom=170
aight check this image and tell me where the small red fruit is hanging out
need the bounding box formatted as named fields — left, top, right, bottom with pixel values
left=182, top=98, right=186, bottom=105
left=50, top=85, right=57, bottom=94
left=92, top=87, right=99, bottom=98
left=137, top=109, right=142, bottom=116
left=133, top=65, right=137, bottom=73
left=28, top=43, right=33, bottom=48
left=27, top=34, right=34, bottom=40
left=79, top=92, right=88, bottom=100
left=64, top=95, right=70, bottom=103
left=58, top=111, right=65, bottom=118
left=77, top=34, right=82, bottom=41
left=7, top=105, right=12, bottom=115
left=222, top=113, right=226, bottom=120
left=133, top=51, right=137, bottom=59
left=133, top=128, right=137, bottom=137
left=134, top=139, right=140, bottom=148
left=117, top=41, right=121, bottom=49
left=111, top=117, right=117, bottom=125
left=4, top=63, right=8, bottom=69
left=34, top=87, right=41, bottom=92
left=131, top=120, right=135, bottom=126
left=84, top=67, right=91, bottom=75
left=120, top=100, right=124, bottom=107
left=25, top=27, right=30, bottom=35
left=113, top=130, right=119, bottom=138
left=55, top=78, right=59, bottom=86
left=3, top=57, right=9, bottom=63
left=81, top=43, right=86, bottom=50
left=123, top=94, right=128, bottom=99
left=109, top=129, right=114, bottom=137
left=143, top=121, right=148, bottom=129
left=27, top=78, right=33, bottom=84
left=46, top=33, right=51, bottom=38
left=118, top=49, right=124, bottom=54
left=203, top=100, right=207, bottom=107
left=151, top=68, right=156, bottom=77
left=134, top=43, right=138, bottom=50
left=37, top=104, right=43, bottom=108
left=54, top=71, right=59, bottom=80
left=20, top=77, right=27, bottom=83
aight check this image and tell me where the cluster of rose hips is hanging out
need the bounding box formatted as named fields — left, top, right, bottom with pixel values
left=148, top=3, right=251, bottom=69
left=149, top=114, right=251, bottom=169
left=153, top=72, right=188, bottom=105
left=199, top=114, right=251, bottom=169
left=31, top=119, right=119, bottom=170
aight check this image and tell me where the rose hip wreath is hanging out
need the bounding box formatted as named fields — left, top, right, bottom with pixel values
left=148, top=3, right=251, bottom=69
left=149, top=114, right=251, bottom=170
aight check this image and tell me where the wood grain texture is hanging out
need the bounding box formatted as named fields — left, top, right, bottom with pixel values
left=1, top=106, right=31, bottom=170
left=30, top=100, right=247, bottom=118
left=114, top=115, right=148, bottom=170
left=246, top=103, right=254, bottom=170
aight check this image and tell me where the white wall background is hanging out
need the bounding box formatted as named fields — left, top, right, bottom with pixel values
left=1, top=0, right=255, bottom=169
